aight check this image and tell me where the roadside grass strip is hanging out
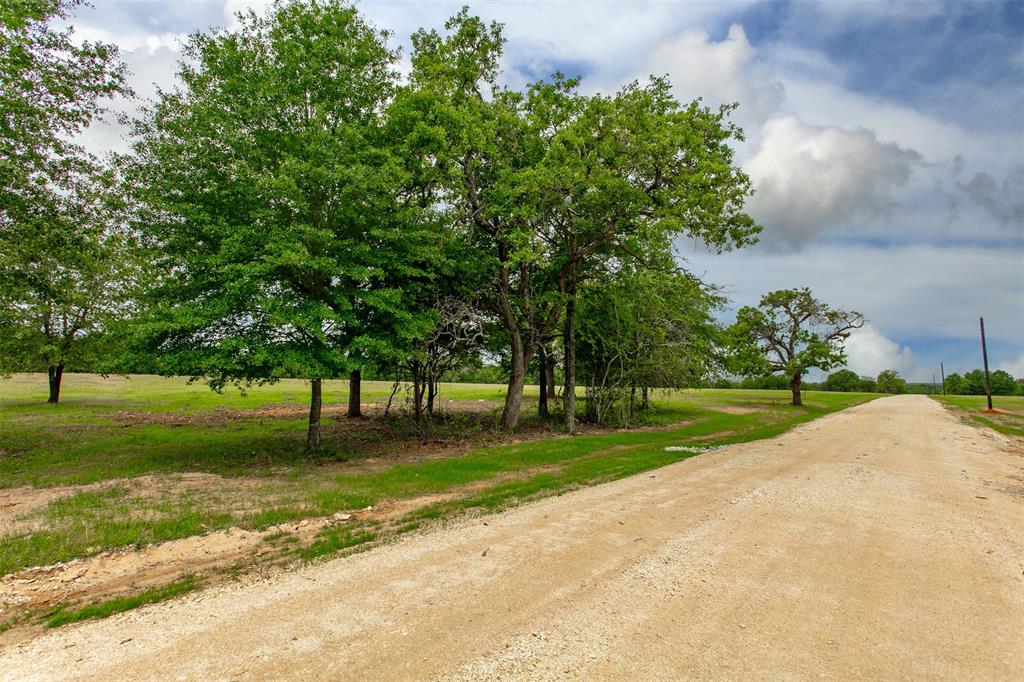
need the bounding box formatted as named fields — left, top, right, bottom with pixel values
left=44, top=578, right=200, bottom=628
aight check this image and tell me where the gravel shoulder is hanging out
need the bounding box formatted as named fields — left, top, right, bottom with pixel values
left=1, top=395, right=1021, bottom=681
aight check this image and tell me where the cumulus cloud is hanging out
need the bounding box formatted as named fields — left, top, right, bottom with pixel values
left=744, top=116, right=923, bottom=246
left=649, top=24, right=783, bottom=140
left=842, top=324, right=915, bottom=377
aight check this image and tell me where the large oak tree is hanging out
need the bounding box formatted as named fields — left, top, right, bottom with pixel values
left=729, top=288, right=864, bottom=405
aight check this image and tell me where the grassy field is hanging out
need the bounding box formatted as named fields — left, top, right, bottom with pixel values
left=1, top=373, right=877, bottom=628
left=931, top=394, right=1024, bottom=438
left=0, top=373, right=518, bottom=487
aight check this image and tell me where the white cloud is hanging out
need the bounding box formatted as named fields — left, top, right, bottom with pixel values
left=744, top=116, right=922, bottom=246
left=649, top=24, right=783, bottom=143
left=997, top=353, right=1024, bottom=377
left=779, top=76, right=1005, bottom=169
left=78, top=45, right=184, bottom=158
left=843, top=324, right=915, bottom=377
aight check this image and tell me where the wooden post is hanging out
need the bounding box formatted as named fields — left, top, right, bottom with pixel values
left=980, top=317, right=993, bottom=410
left=940, top=362, right=946, bottom=395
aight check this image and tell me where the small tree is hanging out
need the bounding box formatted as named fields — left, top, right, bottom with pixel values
left=963, top=369, right=988, bottom=395
left=0, top=0, right=130, bottom=402
left=729, top=288, right=864, bottom=406
left=876, top=369, right=907, bottom=394
left=576, top=266, right=723, bottom=424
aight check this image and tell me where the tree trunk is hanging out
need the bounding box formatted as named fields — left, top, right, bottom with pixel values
left=306, top=378, right=322, bottom=449
left=641, top=386, right=649, bottom=411
left=563, top=293, right=577, bottom=433
left=546, top=352, right=556, bottom=403
left=347, top=370, right=361, bottom=417
left=427, top=373, right=437, bottom=416
left=789, top=373, right=803, bottom=406
left=412, top=364, right=425, bottom=424
left=629, top=384, right=636, bottom=421
left=501, top=336, right=527, bottom=430
left=47, top=364, right=64, bottom=404
left=538, top=349, right=549, bottom=417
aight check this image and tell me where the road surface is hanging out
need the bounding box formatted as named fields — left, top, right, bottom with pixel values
left=1, top=395, right=1021, bottom=680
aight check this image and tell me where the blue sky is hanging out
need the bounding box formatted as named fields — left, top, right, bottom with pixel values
left=69, top=0, right=1024, bottom=381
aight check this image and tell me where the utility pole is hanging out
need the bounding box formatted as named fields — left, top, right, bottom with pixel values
left=980, top=317, right=993, bottom=410
left=932, top=372, right=936, bottom=395
left=940, top=362, right=946, bottom=395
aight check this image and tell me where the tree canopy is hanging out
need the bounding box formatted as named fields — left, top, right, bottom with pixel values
left=399, top=10, right=759, bottom=430
left=876, top=369, right=907, bottom=394
left=125, top=0, right=437, bottom=446
left=729, top=288, right=864, bottom=405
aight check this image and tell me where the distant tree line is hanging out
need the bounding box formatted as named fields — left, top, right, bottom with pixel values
left=717, top=367, right=1024, bottom=396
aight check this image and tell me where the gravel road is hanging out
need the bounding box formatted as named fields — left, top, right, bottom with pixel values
left=1, top=395, right=1021, bottom=680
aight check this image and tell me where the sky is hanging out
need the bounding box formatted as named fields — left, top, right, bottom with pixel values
left=67, top=0, right=1024, bottom=381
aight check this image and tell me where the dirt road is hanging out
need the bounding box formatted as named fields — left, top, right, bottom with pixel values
left=1, top=395, right=1021, bottom=680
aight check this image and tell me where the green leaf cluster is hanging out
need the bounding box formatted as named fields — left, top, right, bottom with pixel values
left=124, top=0, right=439, bottom=390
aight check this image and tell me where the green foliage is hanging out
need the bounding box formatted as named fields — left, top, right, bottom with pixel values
left=575, top=268, right=724, bottom=424
left=875, top=369, right=907, bottom=394
left=124, top=0, right=437, bottom=393
left=943, top=372, right=966, bottom=395
left=988, top=369, right=1017, bottom=396
left=0, top=0, right=132, bottom=393
left=822, top=369, right=873, bottom=392
left=943, top=369, right=1020, bottom=396
left=728, top=288, right=864, bottom=404
left=963, top=369, right=988, bottom=395
left=397, top=9, right=759, bottom=429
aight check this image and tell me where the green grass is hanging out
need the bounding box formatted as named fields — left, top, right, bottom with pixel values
left=0, top=374, right=878, bottom=578
left=44, top=578, right=200, bottom=628
left=0, top=487, right=235, bottom=575
left=0, top=373, right=511, bottom=487
left=931, top=394, right=1024, bottom=438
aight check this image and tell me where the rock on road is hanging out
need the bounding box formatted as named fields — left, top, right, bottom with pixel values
left=2, top=395, right=1022, bottom=681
